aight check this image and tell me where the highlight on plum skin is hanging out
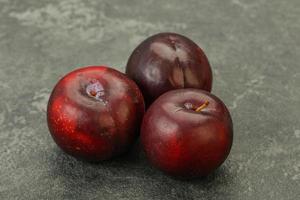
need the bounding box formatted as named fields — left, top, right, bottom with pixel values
left=47, top=66, right=145, bottom=161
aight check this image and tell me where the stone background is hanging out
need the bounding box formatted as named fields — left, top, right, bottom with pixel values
left=0, top=0, right=299, bottom=199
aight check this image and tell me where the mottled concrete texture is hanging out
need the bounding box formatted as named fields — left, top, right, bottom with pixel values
left=0, top=0, right=299, bottom=199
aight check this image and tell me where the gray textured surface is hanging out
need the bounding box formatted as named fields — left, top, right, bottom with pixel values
left=0, top=0, right=300, bottom=199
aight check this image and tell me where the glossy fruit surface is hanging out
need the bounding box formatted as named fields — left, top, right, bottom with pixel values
left=141, top=89, right=233, bottom=178
left=126, top=32, right=212, bottom=105
left=47, top=66, right=145, bottom=161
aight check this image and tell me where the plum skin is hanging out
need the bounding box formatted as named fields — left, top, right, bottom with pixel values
left=47, top=66, right=145, bottom=161
left=141, top=89, right=233, bottom=178
left=126, top=32, right=212, bottom=105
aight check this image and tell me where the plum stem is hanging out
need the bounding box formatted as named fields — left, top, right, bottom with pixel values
left=195, top=101, right=209, bottom=112
left=86, top=81, right=106, bottom=102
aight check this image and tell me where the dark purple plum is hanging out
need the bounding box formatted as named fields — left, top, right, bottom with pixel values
left=126, top=32, right=212, bottom=105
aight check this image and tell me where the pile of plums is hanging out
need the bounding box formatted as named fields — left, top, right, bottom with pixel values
left=47, top=32, right=233, bottom=178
